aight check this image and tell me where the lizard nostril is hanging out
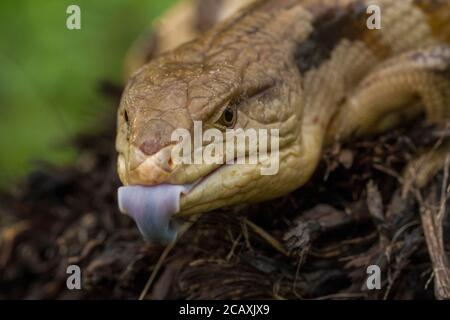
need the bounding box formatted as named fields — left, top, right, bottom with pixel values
left=136, top=141, right=173, bottom=173
left=139, top=139, right=161, bottom=156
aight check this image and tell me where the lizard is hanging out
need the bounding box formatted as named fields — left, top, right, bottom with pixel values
left=116, top=0, right=450, bottom=243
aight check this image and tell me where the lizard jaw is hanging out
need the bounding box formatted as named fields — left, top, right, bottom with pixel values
left=117, top=157, right=226, bottom=243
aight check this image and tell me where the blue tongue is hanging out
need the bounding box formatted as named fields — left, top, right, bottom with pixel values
left=118, top=184, right=191, bottom=244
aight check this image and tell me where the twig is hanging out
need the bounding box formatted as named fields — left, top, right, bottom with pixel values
left=226, top=233, right=242, bottom=261
left=419, top=155, right=450, bottom=299
left=138, top=214, right=200, bottom=300
left=244, top=219, right=289, bottom=256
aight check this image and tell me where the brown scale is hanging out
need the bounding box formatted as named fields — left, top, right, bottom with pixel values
left=414, top=0, right=450, bottom=44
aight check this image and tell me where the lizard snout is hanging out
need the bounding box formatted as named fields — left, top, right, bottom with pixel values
left=119, top=145, right=175, bottom=186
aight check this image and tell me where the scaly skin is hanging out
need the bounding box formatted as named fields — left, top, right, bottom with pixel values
left=117, top=0, right=450, bottom=218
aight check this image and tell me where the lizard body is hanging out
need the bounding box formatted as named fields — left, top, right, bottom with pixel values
left=116, top=0, right=450, bottom=242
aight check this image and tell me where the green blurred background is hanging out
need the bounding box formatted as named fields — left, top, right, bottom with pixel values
left=0, top=0, right=175, bottom=188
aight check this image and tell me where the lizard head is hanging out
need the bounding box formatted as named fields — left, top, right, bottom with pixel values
left=116, top=1, right=314, bottom=242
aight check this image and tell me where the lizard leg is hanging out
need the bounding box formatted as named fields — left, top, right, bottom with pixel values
left=327, top=44, right=450, bottom=142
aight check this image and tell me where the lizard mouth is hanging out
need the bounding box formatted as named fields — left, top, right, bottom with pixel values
left=118, top=183, right=192, bottom=244
left=117, top=164, right=225, bottom=243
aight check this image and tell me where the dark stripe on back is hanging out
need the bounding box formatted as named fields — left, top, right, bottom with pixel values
left=295, top=0, right=390, bottom=73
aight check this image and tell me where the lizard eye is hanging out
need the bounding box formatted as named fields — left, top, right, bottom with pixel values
left=218, top=105, right=237, bottom=128
left=124, top=110, right=129, bottom=123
